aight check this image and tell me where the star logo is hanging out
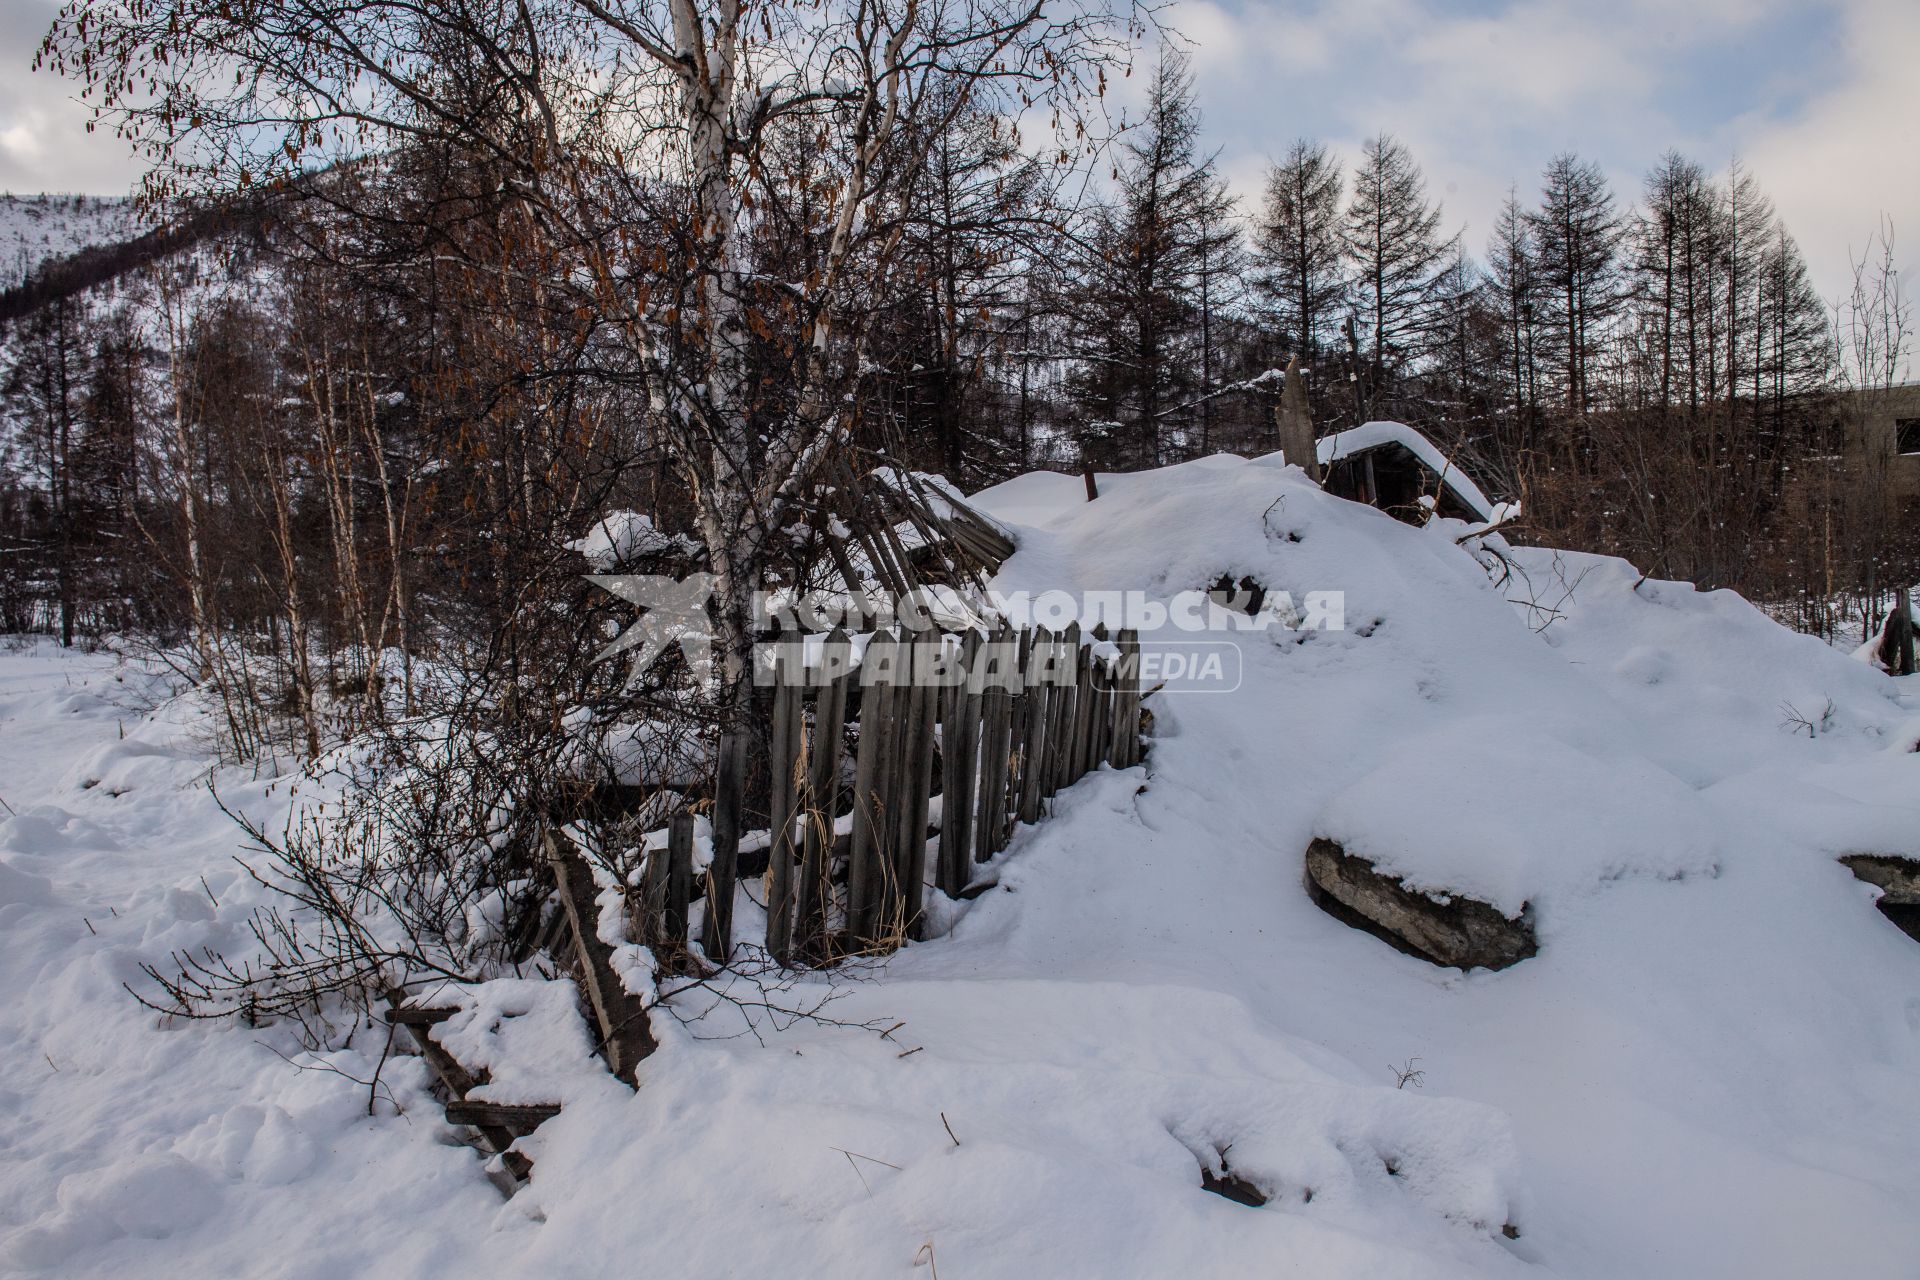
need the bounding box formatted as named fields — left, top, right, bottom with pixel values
left=587, top=573, right=717, bottom=688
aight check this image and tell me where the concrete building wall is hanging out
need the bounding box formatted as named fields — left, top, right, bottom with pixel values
left=1844, top=382, right=1920, bottom=502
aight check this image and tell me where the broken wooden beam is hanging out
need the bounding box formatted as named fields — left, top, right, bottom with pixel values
left=382, top=989, right=530, bottom=1180
left=547, top=829, right=657, bottom=1082
left=444, top=1100, right=563, bottom=1132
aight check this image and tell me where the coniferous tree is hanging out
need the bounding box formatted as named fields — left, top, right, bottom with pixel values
left=1066, top=50, right=1239, bottom=466
left=1254, top=139, right=1346, bottom=365
left=1529, top=153, right=1623, bottom=414
left=1485, top=187, right=1542, bottom=443
left=1343, top=134, right=1453, bottom=417
left=1633, top=151, right=1718, bottom=413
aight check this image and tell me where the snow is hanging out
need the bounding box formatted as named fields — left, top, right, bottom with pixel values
left=5, top=442, right=1920, bottom=1276
left=0, top=195, right=148, bottom=292
left=1316, top=421, right=1500, bottom=521
left=1316, top=720, right=1721, bottom=917
left=565, top=510, right=699, bottom=568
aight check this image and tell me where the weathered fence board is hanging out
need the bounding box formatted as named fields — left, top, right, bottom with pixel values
left=764, top=675, right=804, bottom=962
left=701, top=727, right=747, bottom=964
left=897, top=643, right=939, bottom=940
left=795, top=630, right=850, bottom=958
left=682, top=619, right=1140, bottom=966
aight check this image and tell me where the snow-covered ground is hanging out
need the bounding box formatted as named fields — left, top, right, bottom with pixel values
left=0, top=195, right=146, bottom=292
left=5, top=451, right=1920, bottom=1277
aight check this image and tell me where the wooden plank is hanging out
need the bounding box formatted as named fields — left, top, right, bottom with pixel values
left=896, top=640, right=940, bottom=941
left=384, top=1005, right=458, bottom=1027
left=880, top=639, right=923, bottom=942
left=938, top=647, right=965, bottom=892
left=1068, top=629, right=1096, bottom=784
left=1018, top=628, right=1054, bottom=823
left=939, top=631, right=981, bottom=896
left=386, top=997, right=479, bottom=1098
left=1112, top=628, right=1141, bottom=769
left=1047, top=623, right=1080, bottom=796
left=701, top=726, right=747, bottom=965
left=665, top=812, right=695, bottom=956
left=1009, top=627, right=1033, bottom=838
left=1094, top=682, right=1114, bottom=770
left=838, top=460, right=915, bottom=598
left=765, top=675, right=804, bottom=963
left=870, top=638, right=915, bottom=947
left=383, top=990, right=528, bottom=1178
left=640, top=827, right=668, bottom=951
left=796, top=630, right=850, bottom=957
left=974, top=624, right=1014, bottom=863
left=1089, top=623, right=1112, bottom=770
left=444, top=1101, right=562, bottom=1131
left=846, top=630, right=896, bottom=947
left=549, top=830, right=656, bottom=1082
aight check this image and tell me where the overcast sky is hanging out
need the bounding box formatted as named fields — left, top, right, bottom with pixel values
left=4, top=0, right=1914, bottom=303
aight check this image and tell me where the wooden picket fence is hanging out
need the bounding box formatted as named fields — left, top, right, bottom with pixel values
left=397, top=624, right=1142, bottom=1191
left=632, top=623, right=1144, bottom=969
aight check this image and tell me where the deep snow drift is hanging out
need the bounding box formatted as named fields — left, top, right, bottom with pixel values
left=4, top=451, right=1920, bottom=1278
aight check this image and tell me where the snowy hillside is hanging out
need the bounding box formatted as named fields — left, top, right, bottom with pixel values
left=4, top=452, right=1920, bottom=1277
left=0, top=195, right=147, bottom=293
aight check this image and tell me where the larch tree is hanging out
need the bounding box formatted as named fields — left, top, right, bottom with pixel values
left=1485, top=186, right=1541, bottom=442
left=1633, top=151, right=1719, bottom=413
left=1342, top=134, right=1453, bottom=417
left=1254, top=138, right=1346, bottom=366
left=1065, top=49, right=1237, bottom=466
left=1529, top=152, right=1623, bottom=414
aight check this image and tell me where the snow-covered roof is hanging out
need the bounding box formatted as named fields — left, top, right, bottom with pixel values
left=1314, top=420, right=1496, bottom=522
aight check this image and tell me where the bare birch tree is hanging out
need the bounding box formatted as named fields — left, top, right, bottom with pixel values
left=44, top=0, right=1136, bottom=674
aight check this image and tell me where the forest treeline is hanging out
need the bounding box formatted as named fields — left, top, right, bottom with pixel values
left=0, top=50, right=1912, bottom=757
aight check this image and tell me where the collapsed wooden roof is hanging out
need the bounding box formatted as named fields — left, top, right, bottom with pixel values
left=815, top=457, right=1017, bottom=598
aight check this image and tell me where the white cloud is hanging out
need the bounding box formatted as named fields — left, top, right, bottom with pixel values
left=1174, top=0, right=1905, bottom=299
left=0, top=1, right=146, bottom=196
left=1740, top=0, right=1920, bottom=306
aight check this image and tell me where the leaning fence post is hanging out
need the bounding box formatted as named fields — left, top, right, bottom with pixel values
left=548, top=829, right=656, bottom=1080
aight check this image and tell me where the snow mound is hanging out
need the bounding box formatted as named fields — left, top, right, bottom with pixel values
left=1317, top=717, right=1721, bottom=918
left=4, top=438, right=1920, bottom=1279
left=505, top=979, right=1527, bottom=1277
left=566, top=509, right=698, bottom=568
